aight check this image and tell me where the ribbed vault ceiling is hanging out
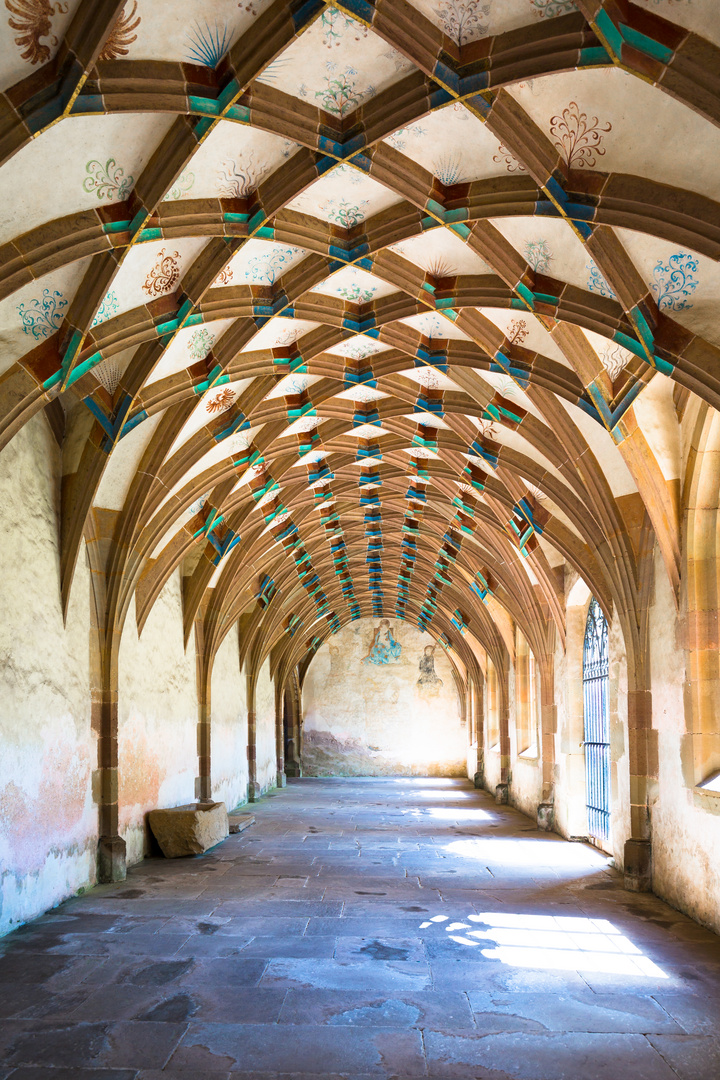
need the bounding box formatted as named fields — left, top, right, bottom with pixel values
left=0, top=0, right=719, bottom=689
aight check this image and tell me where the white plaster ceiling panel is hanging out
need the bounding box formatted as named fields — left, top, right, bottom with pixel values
left=346, top=423, right=391, bottom=439
left=220, top=239, right=307, bottom=286
left=633, top=0, right=720, bottom=49
left=325, top=335, right=391, bottom=359
left=489, top=216, right=592, bottom=293
left=241, top=316, right=319, bottom=351
left=560, top=398, right=637, bottom=496
left=580, top=327, right=634, bottom=382
left=476, top=307, right=570, bottom=365
left=399, top=367, right=460, bottom=391
left=255, top=8, right=414, bottom=117
left=119, top=0, right=274, bottom=64
left=390, top=228, right=492, bottom=276
left=477, top=368, right=546, bottom=422
left=0, top=0, right=81, bottom=90
left=0, top=257, right=92, bottom=377
left=334, top=385, right=389, bottom=402
left=311, top=266, right=396, bottom=302
left=400, top=311, right=471, bottom=340
left=265, top=372, right=323, bottom=400
left=94, top=412, right=163, bottom=510
left=111, top=237, right=210, bottom=316
left=0, top=112, right=175, bottom=247
left=408, top=0, right=577, bottom=48
left=632, top=372, right=681, bottom=482
left=174, top=120, right=299, bottom=202
left=508, top=67, right=720, bottom=202
left=167, top=376, right=255, bottom=454
left=286, top=165, right=401, bottom=227
left=614, top=228, right=720, bottom=348
left=144, top=318, right=238, bottom=386
left=403, top=412, right=449, bottom=428
left=385, top=103, right=511, bottom=183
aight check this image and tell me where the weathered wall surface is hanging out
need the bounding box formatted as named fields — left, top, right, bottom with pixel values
left=0, top=416, right=96, bottom=936
left=302, top=619, right=466, bottom=776
left=255, top=659, right=277, bottom=793
left=118, top=576, right=197, bottom=866
left=650, top=547, right=720, bottom=932
left=211, top=624, right=248, bottom=811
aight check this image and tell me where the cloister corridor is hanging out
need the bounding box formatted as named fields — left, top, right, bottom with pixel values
left=1, top=777, right=718, bottom=1080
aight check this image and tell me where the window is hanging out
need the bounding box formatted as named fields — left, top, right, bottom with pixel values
left=487, top=658, right=499, bottom=749
left=515, top=629, right=537, bottom=755
left=583, top=598, right=611, bottom=839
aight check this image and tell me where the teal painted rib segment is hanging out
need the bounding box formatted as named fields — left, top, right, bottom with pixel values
left=222, top=212, right=249, bottom=224
left=137, top=227, right=163, bottom=242
left=224, top=103, right=251, bottom=123
left=248, top=209, right=267, bottom=231
left=255, top=225, right=275, bottom=239
left=189, top=96, right=220, bottom=116
left=448, top=222, right=470, bottom=239
left=156, top=318, right=180, bottom=337
left=102, top=220, right=131, bottom=234
left=579, top=45, right=611, bottom=67
left=595, top=7, right=623, bottom=58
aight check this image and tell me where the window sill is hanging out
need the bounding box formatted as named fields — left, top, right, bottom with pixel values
left=518, top=745, right=539, bottom=761
left=693, top=786, right=720, bottom=814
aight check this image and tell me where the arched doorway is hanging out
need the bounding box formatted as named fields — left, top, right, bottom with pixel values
left=583, top=598, right=611, bottom=842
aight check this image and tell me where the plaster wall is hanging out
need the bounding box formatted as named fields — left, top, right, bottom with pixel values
left=118, top=576, right=197, bottom=866
left=302, top=619, right=466, bottom=776
left=211, top=624, right=248, bottom=811
left=507, top=659, right=543, bottom=820
left=255, top=658, right=278, bottom=793
left=650, top=547, right=720, bottom=933
left=0, top=415, right=96, bottom=936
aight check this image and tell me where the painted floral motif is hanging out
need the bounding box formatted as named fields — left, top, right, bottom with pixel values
left=529, top=0, right=577, bottom=17
left=650, top=251, right=699, bottom=312
left=350, top=385, right=385, bottom=402
left=337, top=281, right=377, bottom=303
left=385, top=124, right=427, bottom=152
left=98, top=0, right=140, bottom=60
left=414, top=367, right=441, bottom=389
left=83, top=158, right=134, bottom=202
left=186, top=19, right=230, bottom=66
left=143, top=248, right=181, bottom=297
left=320, top=7, right=367, bottom=48
left=550, top=101, right=612, bottom=169
left=323, top=198, right=369, bottom=228
left=477, top=417, right=497, bottom=439
left=91, top=290, right=119, bottom=328
left=212, top=266, right=234, bottom=286
left=524, top=239, right=553, bottom=273
left=433, top=0, right=490, bottom=46
left=189, top=493, right=209, bottom=515
left=415, top=313, right=450, bottom=340
left=244, top=247, right=299, bottom=285
left=5, top=0, right=67, bottom=65
left=600, top=343, right=631, bottom=381
left=188, top=328, right=215, bottom=360
left=493, top=144, right=526, bottom=173
left=587, top=261, right=616, bottom=299
left=163, top=171, right=195, bottom=201
left=218, top=153, right=268, bottom=197
left=304, top=66, right=375, bottom=118
left=507, top=318, right=529, bottom=346
left=94, top=357, right=122, bottom=395
left=284, top=375, right=310, bottom=395
left=342, top=339, right=379, bottom=361
left=17, top=287, right=66, bottom=339
left=206, top=387, right=235, bottom=413
left=274, top=325, right=304, bottom=346
left=433, top=153, right=465, bottom=185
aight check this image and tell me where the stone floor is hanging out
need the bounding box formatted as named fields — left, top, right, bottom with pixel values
left=1, top=778, right=720, bottom=1079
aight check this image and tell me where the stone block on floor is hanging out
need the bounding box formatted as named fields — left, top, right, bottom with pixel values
left=228, top=812, right=255, bottom=834
left=148, top=802, right=228, bottom=858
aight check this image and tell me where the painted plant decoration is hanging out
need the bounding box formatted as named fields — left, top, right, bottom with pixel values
left=186, top=19, right=231, bottom=67
left=550, top=101, right=612, bottom=169
left=337, top=280, right=377, bottom=303
left=83, top=159, right=134, bottom=202
left=142, top=248, right=181, bottom=297
left=493, top=144, right=526, bottom=173
left=244, top=247, right=299, bottom=285
left=320, top=7, right=368, bottom=48
left=361, top=619, right=402, bottom=665
left=307, top=67, right=375, bottom=118
left=17, top=287, right=66, bottom=339
left=529, top=0, right=577, bottom=16
left=385, top=123, right=426, bottom=152
left=433, top=0, right=491, bottom=46
left=164, top=171, right=195, bottom=201
left=323, top=198, right=369, bottom=229
left=5, top=0, right=68, bottom=65
left=600, top=343, right=631, bottom=381
left=587, top=261, right=616, bottom=300
left=98, top=0, right=140, bottom=61
left=507, top=318, right=529, bottom=346
left=91, top=290, right=119, bottom=327
left=417, top=644, right=443, bottom=688
left=94, top=357, right=122, bottom=395
left=213, top=266, right=234, bottom=286
left=188, top=327, right=215, bottom=360
left=433, top=153, right=465, bottom=185
left=218, top=154, right=268, bottom=198
left=523, top=239, right=553, bottom=273
left=650, top=251, right=699, bottom=312
left=206, top=387, right=235, bottom=413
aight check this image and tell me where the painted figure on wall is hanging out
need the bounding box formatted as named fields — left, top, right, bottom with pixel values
left=417, top=644, right=443, bottom=688
left=361, top=619, right=402, bottom=665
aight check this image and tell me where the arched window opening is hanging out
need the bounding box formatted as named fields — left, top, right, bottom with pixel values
left=515, top=629, right=538, bottom=755
left=583, top=598, right=611, bottom=840
left=487, top=659, right=500, bottom=749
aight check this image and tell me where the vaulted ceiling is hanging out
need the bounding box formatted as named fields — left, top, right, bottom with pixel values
left=0, top=0, right=718, bottom=689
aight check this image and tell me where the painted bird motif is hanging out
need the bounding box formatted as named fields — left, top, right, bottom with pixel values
left=5, top=0, right=68, bottom=66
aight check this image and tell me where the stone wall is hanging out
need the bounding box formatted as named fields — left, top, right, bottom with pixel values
left=211, top=624, right=248, bottom=811
left=118, top=579, right=198, bottom=866
left=0, top=416, right=96, bottom=935
left=302, top=618, right=466, bottom=776
left=255, top=659, right=278, bottom=793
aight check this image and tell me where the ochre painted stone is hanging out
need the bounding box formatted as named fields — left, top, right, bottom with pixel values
left=148, top=802, right=228, bottom=858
